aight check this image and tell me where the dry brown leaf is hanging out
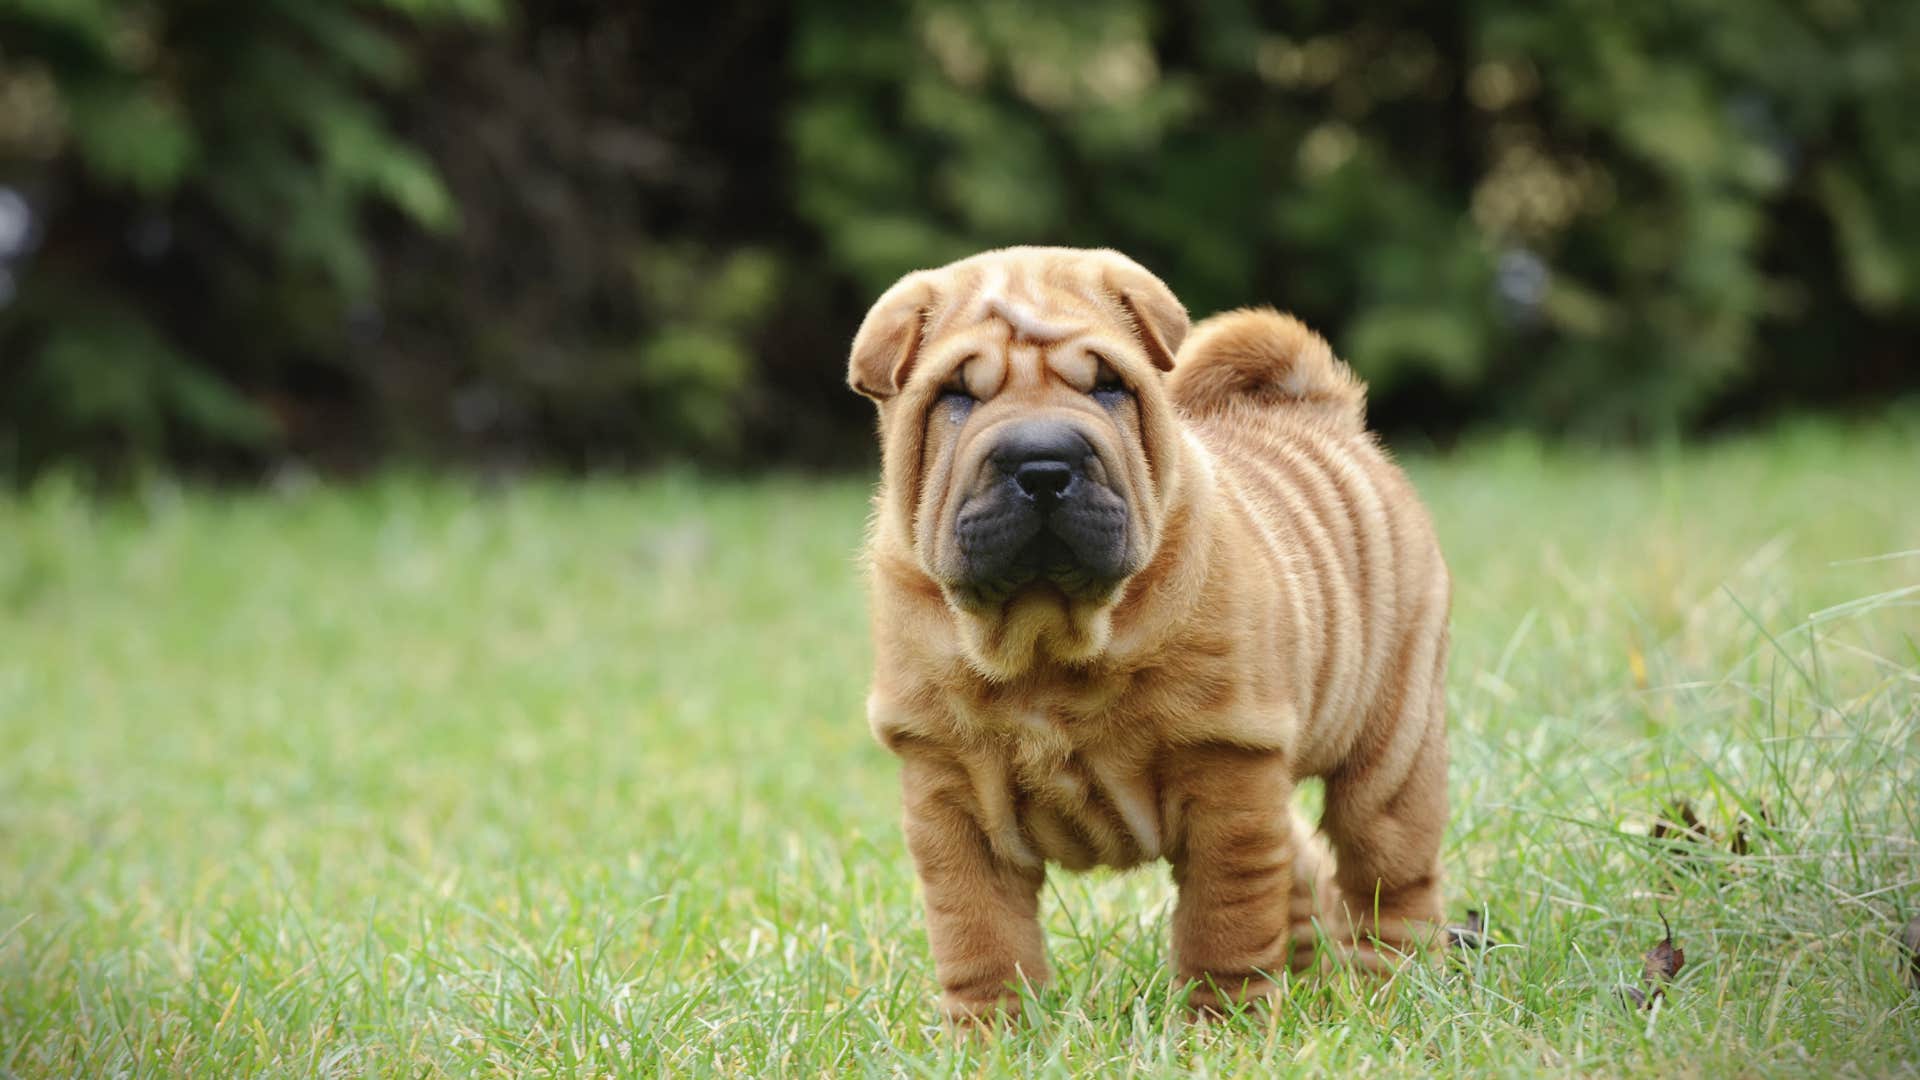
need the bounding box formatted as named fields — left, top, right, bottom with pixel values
left=1650, top=800, right=1708, bottom=847
left=1620, top=912, right=1687, bottom=1012
left=1447, top=909, right=1488, bottom=952
left=1730, top=804, right=1775, bottom=856
left=1637, top=912, right=1685, bottom=1008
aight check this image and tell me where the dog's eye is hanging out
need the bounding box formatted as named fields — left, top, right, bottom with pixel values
left=937, top=375, right=975, bottom=418
left=1090, top=359, right=1130, bottom=408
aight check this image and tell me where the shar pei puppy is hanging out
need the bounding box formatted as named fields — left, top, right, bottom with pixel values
left=847, top=247, right=1450, bottom=1022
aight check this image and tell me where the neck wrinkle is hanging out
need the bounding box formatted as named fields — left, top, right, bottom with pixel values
left=1107, top=435, right=1218, bottom=667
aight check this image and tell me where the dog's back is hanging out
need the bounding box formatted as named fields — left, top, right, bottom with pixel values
left=1169, top=306, right=1448, bottom=801
left=1166, top=308, right=1450, bottom=971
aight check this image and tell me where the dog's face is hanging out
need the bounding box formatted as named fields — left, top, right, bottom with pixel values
left=849, top=248, right=1191, bottom=675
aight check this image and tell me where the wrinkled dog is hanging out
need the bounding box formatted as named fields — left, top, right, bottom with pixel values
left=849, top=247, right=1450, bottom=1020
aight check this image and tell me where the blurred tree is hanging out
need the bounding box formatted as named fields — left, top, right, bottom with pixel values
left=0, top=0, right=495, bottom=474
left=3, top=0, right=1917, bottom=479
left=789, top=0, right=1920, bottom=441
left=361, top=2, right=802, bottom=468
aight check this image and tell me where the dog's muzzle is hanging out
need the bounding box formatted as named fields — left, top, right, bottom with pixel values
left=953, top=419, right=1130, bottom=604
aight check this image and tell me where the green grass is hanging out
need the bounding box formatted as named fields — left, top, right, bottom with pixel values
left=3, top=418, right=1918, bottom=1076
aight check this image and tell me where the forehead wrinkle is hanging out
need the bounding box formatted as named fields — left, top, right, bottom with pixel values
left=926, top=322, right=1003, bottom=366
left=1006, top=343, right=1046, bottom=387
left=963, top=350, right=1008, bottom=400
left=987, top=294, right=1084, bottom=343
left=1047, top=348, right=1098, bottom=389
left=969, top=262, right=1087, bottom=344
left=923, top=321, right=1008, bottom=401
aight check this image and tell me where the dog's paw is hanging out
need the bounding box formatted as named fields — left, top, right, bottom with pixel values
left=940, top=990, right=1029, bottom=1033
left=1181, top=970, right=1285, bottom=1017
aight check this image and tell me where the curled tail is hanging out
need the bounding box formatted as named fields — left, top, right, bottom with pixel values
left=1166, top=307, right=1366, bottom=432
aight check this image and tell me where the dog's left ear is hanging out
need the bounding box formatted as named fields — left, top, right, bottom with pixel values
left=848, top=272, right=939, bottom=402
left=1100, top=255, right=1188, bottom=372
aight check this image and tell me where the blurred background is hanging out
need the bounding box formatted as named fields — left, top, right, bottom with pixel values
left=2, top=0, right=1916, bottom=480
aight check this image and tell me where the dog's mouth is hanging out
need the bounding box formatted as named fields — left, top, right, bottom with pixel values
left=952, top=486, right=1130, bottom=608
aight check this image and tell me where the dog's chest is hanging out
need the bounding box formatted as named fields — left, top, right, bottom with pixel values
left=969, top=709, right=1165, bottom=872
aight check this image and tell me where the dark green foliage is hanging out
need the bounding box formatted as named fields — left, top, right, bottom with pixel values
left=787, top=0, right=1920, bottom=441
left=358, top=5, right=799, bottom=467
left=3, top=1, right=1918, bottom=477
left=0, top=0, right=496, bottom=474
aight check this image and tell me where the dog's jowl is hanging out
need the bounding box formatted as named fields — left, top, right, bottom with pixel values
left=848, top=247, right=1451, bottom=1022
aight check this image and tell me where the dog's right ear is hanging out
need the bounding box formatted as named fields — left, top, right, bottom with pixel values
left=848, top=272, right=938, bottom=402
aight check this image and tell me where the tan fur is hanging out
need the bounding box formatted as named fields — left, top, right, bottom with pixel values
left=850, top=249, right=1450, bottom=1023
left=1169, top=307, right=1367, bottom=428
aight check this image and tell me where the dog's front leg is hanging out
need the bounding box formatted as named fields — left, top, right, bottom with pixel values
left=899, top=754, right=1048, bottom=1025
left=1168, top=746, right=1299, bottom=1013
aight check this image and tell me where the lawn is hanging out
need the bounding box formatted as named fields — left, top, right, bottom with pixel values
left=3, top=418, right=1918, bottom=1076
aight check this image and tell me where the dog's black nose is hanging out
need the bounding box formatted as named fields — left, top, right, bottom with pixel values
left=956, top=417, right=1129, bottom=599
left=991, top=421, right=1090, bottom=504
left=1014, top=460, right=1073, bottom=499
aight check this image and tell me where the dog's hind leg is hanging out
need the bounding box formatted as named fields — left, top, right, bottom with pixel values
left=1286, top=812, right=1339, bottom=972
left=1320, top=619, right=1449, bottom=974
